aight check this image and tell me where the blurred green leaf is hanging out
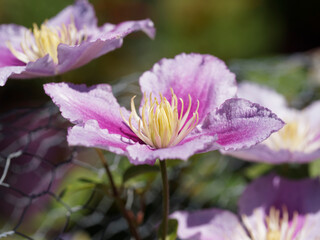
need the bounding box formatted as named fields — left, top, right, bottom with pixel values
left=123, top=165, right=159, bottom=183
left=157, top=219, right=178, bottom=240
left=244, top=163, right=273, bottom=180
left=309, top=159, right=320, bottom=177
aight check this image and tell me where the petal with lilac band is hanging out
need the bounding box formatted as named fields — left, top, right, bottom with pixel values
left=43, top=82, right=135, bottom=138
left=68, top=120, right=130, bottom=156
left=0, top=47, right=25, bottom=68
left=139, top=53, right=237, bottom=123
left=171, top=209, right=250, bottom=240
left=47, top=0, right=97, bottom=29
left=202, top=98, right=284, bottom=151
left=126, top=134, right=217, bottom=165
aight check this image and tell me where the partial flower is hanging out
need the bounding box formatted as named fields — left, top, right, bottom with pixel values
left=0, top=104, right=71, bottom=222
left=44, top=53, right=284, bottom=165
left=0, top=0, right=155, bottom=86
left=172, top=174, right=320, bottom=240
left=223, top=82, right=320, bottom=164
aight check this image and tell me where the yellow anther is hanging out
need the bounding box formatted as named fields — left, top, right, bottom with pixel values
left=121, top=89, right=199, bottom=149
left=242, top=206, right=303, bottom=240
left=6, top=18, right=87, bottom=64
left=263, top=115, right=320, bottom=153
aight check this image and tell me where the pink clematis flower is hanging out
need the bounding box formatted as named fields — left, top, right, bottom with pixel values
left=223, top=82, right=320, bottom=164
left=172, top=174, right=320, bottom=240
left=44, top=53, right=284, bottom=165
left=0, top=0, right=155, bottom=86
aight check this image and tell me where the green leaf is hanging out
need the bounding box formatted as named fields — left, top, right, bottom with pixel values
left=244, top=163, right=273, bottom=180
left=309, top=159, right=320, bottom=177
left=123, top=165, right=159, bottom=183
left=158, top=219, right=178, bottom=240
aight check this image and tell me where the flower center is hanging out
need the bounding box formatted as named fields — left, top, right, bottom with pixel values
left=242, top=206, right=304, bottom=240
left=121, top=89, right=199, bottom=149
left=263, top=117, right=320, bottom=153
left=6, top=18, right=87, bottom=64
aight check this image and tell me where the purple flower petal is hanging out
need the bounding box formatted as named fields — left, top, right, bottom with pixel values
left=202, top=98, right=284, bottom=151
left=0, top=1, right=155, bottom=86
left=43, top=82, right=135, bottom=139
left=303, top=101, right=320, bottom=138
left=126, top=134, right=217, bottom=165
left=0, top=65, right=26, bottom=86
left=171, top=209, right=250, bottom=240
left=47, top=0, right=97, bottom=29
left=237, top=82, right=288, bottom=113
left=225, top=83, right=320, bottom=164
left=0, top=47, right=25, bottom=68
left=139, top=53, right=237, bottom=123
left=0, top=24, right=27, bottom=49
left=239, top=174, right=320, bottom=216
left=67, top=120, right=130, bottom=155
left=57, top=19, right=155, bottom=74
left=239, top=174, right=320, bottom=239
left=97, top=19, right=156, bottom=40
left=225, top=144, right=320, bottom=164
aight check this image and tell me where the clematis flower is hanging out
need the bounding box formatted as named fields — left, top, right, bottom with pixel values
left=0, top=0, right=155, bottom=86
left=172, top=174, right=320, bottom=240
left=222, top=82, right=320, bottom=164
left=44, top=53, right=284, bottom=165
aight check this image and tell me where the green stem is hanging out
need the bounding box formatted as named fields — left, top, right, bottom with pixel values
left=159, top=160, right=169, bottom=240
left=96, top=149, right=141, bottom=240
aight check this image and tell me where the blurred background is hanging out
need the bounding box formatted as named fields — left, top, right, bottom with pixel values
left=1, top=0, right=320, bottom=239
left=1, top=0, right=320, bottom=110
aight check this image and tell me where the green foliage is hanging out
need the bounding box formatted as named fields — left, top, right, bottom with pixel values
left=157, top=219, right=178, bottom=240
left=309, top=159, right=320, bottom=177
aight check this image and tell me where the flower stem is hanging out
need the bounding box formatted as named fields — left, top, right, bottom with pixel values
left=159, top=160, right=169, bottom=240
left=95, top=149, right=141, bottom=240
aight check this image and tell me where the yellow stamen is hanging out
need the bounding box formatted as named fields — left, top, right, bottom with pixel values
left=6, top=18, right=87, bottom=64
left=242, top=206, right=304, bottom=240
left=121, top=89, right=199, bottom=149
left=263, top=115, right=320, bottom=153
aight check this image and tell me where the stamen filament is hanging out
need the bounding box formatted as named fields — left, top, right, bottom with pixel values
left=6, top=17, right=87, bottom=64
left=121, top=89, right=199, bottom=149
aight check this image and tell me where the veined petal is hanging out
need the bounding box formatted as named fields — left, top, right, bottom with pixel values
left=0, top=0, right=155, bottom=86
left=171, top=209, right=250, bottom=240
left=57, top=19, right=155, bottom=74
left=0, top=24, right=27, bottom=48
left=68, top=120, right=130, bottom=155
left=126, top=134, right=217, bottom=165
left=96, top=19, right=155, bottom=41
left=139, top=53, right=237, bottom=123
left=0, top=65, right=26, bottom=86
left=227, top=83, right=320, bottom=164
left=43, top=82, right=136, bottom=140
left=202, top=98, right=284, bottom=151
left=223, top=145, right=320, bottom=164
left=47, top=0, right=97, bottom=29
left=303, top=101, right=320, bottom=137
